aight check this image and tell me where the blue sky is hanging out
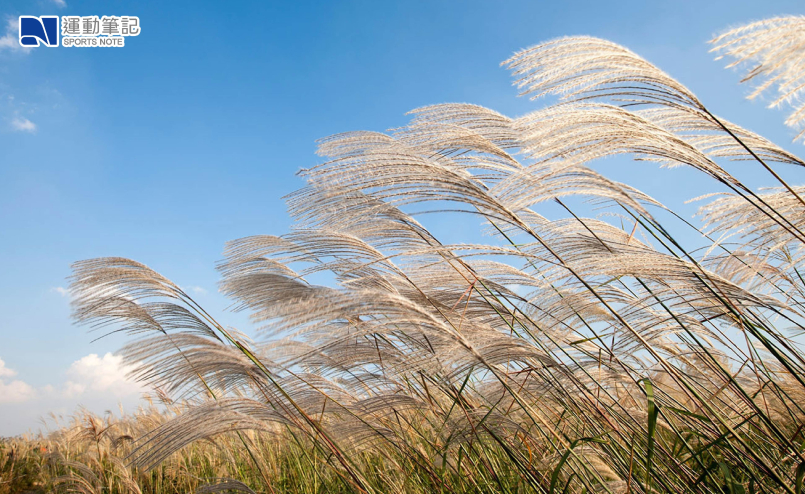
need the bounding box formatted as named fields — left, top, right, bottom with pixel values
left=1, top=0, right=803, bottom=435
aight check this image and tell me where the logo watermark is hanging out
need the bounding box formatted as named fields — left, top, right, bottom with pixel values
left=19, top=15, right=140, bottom=48
left=19, top=16, right=59, bottom=47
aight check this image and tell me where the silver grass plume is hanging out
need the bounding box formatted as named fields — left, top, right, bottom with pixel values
left=65, top=28, right=805, bottom=494
left=712, top=16, right=805, bottom=141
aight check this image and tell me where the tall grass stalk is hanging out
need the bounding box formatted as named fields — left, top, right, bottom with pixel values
left=6, top=16, right=805, bottom=494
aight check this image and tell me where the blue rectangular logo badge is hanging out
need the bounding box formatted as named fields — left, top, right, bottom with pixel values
left=19, top=16, right=59, bottom=47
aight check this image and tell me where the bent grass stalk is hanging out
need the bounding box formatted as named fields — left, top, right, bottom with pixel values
left=7, top=15, right=805, bottom=494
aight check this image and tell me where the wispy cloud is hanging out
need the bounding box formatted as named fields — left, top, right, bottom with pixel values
left=189, top=286, right=208, bottom=295
left=51, top=0, right=67, bottom=8
left=11, top=117, right=37, bottom=133
left=51, top=286, right=70, bottom=298
left=0, top=17, right=33, bottom=54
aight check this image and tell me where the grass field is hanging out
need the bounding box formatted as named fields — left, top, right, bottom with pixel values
left=4, top=16, right=805, bottom=494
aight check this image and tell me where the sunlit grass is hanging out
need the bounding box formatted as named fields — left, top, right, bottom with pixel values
left=5, top=16, right=805, bottom=494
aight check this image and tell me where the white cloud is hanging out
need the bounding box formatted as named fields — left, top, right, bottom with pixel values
left=0, top=353, right=148, bottom=435
left=0, top=352, right=145, bottom=406
left=0, top=379, right=36, bottom=404
left=190, top=286, right=208, bottom=295
left=51, top=286, right=70, bottom=297
left=63, top=353, right=145, bottom=399
left=62, top=380, right=85, bottom=397
left=0, top=17, right=33, bottom=54
left=51, top=0, right=67, bottom=7
left=11, top=117, right=36, bottom=133
left=0, top=357, right=17, bottom=378
left=0, top=358, right=35, bottom=404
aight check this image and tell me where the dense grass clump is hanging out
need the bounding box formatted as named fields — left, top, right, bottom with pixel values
left=1, top=406, right=575, bottom=493
left=6, top=16, right=805, bottom=494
